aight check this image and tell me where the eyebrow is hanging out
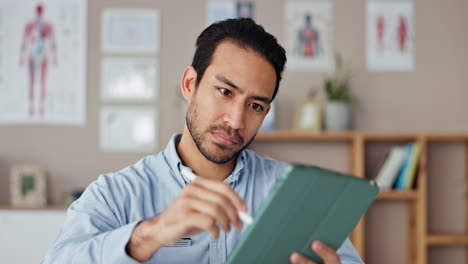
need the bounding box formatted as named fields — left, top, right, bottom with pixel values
left=215, top=74, right=272, bottom=105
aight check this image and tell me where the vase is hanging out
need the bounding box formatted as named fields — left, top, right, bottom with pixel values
left=324, top=101, right=352, bottom=131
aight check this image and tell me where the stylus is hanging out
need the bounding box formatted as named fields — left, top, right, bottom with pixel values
left=181, top=167, right=253, bottom=226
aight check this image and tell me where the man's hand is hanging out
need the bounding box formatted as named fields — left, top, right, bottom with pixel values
left=290, top=241, right=341, bottom=264
left=126, top=176, right=247, bottom=262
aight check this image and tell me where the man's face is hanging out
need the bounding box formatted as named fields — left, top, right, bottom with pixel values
left=186, top=41, right=276, bottom=164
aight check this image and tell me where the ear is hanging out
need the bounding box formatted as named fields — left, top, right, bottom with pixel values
left=180, top=66, right=198, bottom=103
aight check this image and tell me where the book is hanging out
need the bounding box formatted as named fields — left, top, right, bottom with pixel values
left=403, top=142, right=422, bottom=190
left=394, top=142, right=421, bottom=190
left=394, top=143, right=413, bottom=190
left=374, top=146, right=407, bottom=190
left=226, top=164, right=379, bottom=264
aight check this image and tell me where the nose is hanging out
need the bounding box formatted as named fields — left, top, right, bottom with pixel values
left=224, top=102, right=245, bottom=130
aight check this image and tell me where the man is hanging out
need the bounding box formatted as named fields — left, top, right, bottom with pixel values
left=42, top=19, right=363, bottom=264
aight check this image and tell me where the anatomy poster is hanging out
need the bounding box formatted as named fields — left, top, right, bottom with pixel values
left=366, top=1, right=415, bottom=71
left=206, top=1, right=255, bottom=26
left=284, top=1, right=334, bottom=71
left=0, top=0, right=87, bottom=125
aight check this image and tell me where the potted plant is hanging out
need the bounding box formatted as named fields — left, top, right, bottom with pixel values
left=323, top=53, right=353, bottom=131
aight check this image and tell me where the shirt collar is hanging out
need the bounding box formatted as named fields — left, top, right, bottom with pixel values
left=163, top=133, right=246, bottom=186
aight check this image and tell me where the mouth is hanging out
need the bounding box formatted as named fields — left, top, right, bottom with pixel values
left=211, top=131, right=241, bottom=146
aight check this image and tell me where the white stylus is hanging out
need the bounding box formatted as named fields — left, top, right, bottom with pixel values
left=180, top=167, right=253, bottom=226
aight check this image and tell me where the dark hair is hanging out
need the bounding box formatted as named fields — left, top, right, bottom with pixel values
left=191, top=18, right=287, bottom=102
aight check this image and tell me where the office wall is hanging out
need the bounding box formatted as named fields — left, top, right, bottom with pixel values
left=0, top=0, right=467, bottom=206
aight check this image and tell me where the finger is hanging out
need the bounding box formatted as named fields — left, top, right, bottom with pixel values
left=184, top=184, right=242, bottom=230
left=192, top=177, right=247, bottom=211
left=185, top=195, right=232, bottom=233
left=312, top=241, right=341, bottom=264
left=290, top=252, right=317, bottom=264
left=188, top=212, right=220, bottom=239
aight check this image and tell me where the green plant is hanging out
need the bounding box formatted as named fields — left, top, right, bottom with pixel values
left=324, top=53, right=353, bottom=102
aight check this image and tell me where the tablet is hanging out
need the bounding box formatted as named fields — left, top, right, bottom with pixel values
left=226, top=164, right=379, bottom=264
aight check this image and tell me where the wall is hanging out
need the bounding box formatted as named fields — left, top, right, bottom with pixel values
left=0, top=0, right=467, bottom=207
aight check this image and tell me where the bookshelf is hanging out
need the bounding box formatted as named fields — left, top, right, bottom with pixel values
left=252, top=131, right=468, bottom=264
left=377, top=190, right=418, bottom=200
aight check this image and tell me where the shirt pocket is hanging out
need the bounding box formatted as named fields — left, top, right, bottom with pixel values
left=151, top=235, right=209, bottom=264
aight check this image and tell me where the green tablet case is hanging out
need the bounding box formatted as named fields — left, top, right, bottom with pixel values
left=226, top=164, right=379, bottom=264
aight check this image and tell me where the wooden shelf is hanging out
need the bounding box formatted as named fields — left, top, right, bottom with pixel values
left=0, top=204, right=67, bottom=210
left=427, top=234, right=468, bottom=246
left=251, top=130, right=468, bottom=263
left=256, top=130, right=354, bottom=141
left=255, top=130, right=468, bottom=142
left=376, top=190, right=418, bottom=200
left=361, top=132, right=420, bottom=141
left=426, top=134, right=468, bottom=142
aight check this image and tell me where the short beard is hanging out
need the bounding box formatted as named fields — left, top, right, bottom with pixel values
left=185, top=100, right=256, bottom=164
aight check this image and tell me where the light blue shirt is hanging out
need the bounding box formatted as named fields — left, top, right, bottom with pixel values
left=41, top=134, right=364, bottom=264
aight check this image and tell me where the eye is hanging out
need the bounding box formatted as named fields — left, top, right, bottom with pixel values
left=249, top=103, right=264, bottom=112
left=218, top=87, right=232, bottom=97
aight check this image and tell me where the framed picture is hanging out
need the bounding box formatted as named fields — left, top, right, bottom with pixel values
left=294, top=98, right=323, bottom=132
left=101, top=8, right=160, bottom=53
left=101, top=57, right=159, bottom=102
left=284, top=1, right=334, bottom=71
left=10, top=166, right=47, bottom=208
left=100, top=106, right=158, bottom=152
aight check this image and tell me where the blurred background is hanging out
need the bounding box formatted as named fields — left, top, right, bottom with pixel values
left=0, top=0, right=467, bottom=263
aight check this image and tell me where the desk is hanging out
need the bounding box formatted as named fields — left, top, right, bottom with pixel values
left=0, top=207, right=66, bottom=264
